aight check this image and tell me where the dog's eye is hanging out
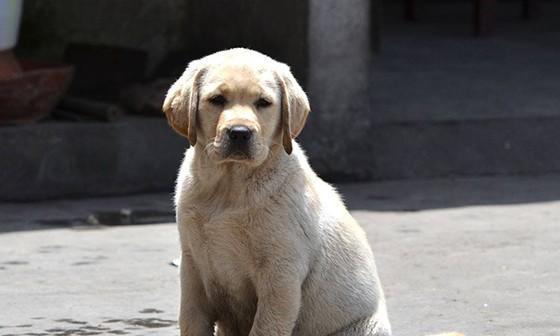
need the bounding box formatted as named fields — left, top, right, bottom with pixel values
left=209, top=95, right=227, bottom=106
left=255, top=98, right=272, bottom=109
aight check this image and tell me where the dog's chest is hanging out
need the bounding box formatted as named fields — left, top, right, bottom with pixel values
left=183, top=205, right=257, bottom=302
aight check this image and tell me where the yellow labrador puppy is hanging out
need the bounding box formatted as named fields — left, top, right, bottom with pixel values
left=164, top=48, right=459, bottom=336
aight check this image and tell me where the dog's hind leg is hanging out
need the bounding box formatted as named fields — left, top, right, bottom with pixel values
left=327, top=315, right=391, bottom=336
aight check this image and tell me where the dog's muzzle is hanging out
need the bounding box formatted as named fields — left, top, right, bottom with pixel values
left=225, top=125, right=253, bottom=158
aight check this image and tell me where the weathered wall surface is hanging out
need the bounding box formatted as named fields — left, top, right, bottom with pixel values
left=17, top=0, right=311, bottom=80
left=304, top=0, right=374, bottom=180
left=184, top=0, right=309, bottom=84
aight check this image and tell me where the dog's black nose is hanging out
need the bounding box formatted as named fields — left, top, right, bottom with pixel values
left=227, top=125, right=252, bottom=144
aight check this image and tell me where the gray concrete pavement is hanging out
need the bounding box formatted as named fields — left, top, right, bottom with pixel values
left=1, top=175, right=560, bottom=335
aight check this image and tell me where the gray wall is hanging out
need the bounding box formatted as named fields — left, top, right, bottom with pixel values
left=17, top=0, right=312, bottom=81
left=184, top=0, right=309, bottom=84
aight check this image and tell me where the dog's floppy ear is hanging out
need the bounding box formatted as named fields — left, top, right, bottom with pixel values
left=276, top=65, right=310, bottom=154
left=162, top=61, right=206, bottom=146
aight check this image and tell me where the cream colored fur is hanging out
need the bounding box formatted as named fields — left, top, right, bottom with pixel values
left=164, top=48, right=460, bottom=336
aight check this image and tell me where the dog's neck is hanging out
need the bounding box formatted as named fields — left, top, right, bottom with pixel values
left=187, top=143, right=300, bottom=206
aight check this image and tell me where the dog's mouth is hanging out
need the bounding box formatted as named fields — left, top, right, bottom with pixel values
left=221, top=138, right=256, bottom=162
left=223, top=150, right=252, bottom=161
left=209, top=139, right=268, bottom=165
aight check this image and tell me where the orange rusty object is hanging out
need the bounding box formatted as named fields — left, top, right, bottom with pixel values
left=0, top=60, right=74, bottom=125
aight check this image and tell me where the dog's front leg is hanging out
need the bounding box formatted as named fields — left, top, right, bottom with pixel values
left=249, top=272, right=303, bottom=336
left=179, top=251, right=214, bottom=336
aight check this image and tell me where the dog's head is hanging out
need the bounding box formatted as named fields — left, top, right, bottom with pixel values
left=163, top=48, right=309, bottom=166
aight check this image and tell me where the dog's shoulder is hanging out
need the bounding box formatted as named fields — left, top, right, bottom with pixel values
left=174, top=147, right=196, bottom=208
left=284, top=144, right=358, bottom=233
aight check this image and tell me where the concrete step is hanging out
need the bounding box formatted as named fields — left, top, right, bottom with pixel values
left=0, top=117, right=185, bottom=201
left=1, top=115, right=559, bottom=201
left=363, top=115, right=560, bottom=180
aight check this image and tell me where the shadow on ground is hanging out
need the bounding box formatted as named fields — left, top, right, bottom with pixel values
left=339, top=175, right=560, bottom=211
left=2, top=175, right=560, bottom=233
left=0, top=193, right=175, bottom=233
